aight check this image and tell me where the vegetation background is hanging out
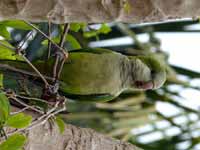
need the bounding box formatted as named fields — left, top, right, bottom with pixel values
left=0, top=19, right=200, bottom=150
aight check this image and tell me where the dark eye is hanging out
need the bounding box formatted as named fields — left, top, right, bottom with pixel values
left=151, top=70, right=156, bottom=78
left=151, top=70, right=156, bottom=74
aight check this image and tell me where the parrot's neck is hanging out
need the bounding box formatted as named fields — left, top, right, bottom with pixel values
left=120, top=58, right=145, bottom=91
left=119, top=58, right=134, bottom=90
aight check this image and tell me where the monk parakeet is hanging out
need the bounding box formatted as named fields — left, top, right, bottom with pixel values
left=0, top=48, right=166, bottom=102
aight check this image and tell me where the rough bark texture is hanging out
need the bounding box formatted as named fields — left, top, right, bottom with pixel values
left=1, top=107, right=142, bottom=150
left=0, top=0, right=200, bottom=23
left=25, top=123, right=141, bottom=150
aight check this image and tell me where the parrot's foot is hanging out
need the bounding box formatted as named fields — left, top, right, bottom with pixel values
left=42, top=82, right=60, bottom=102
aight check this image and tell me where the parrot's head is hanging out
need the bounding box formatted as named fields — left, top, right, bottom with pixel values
left=129, top=55, right=166, bottom=90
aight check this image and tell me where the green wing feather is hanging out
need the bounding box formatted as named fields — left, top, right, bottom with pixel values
left=61, top=92, right=115, bottom=102
left=69, top=48, right=113, bottom=54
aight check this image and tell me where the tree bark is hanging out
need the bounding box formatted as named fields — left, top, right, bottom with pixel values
left=1, top=107, right=142, bottom=150
left=0, top=0, right=200, bottom=24
left=25, top=123, right=141, bottom=150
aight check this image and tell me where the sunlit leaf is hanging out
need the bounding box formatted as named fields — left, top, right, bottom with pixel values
left=70, top=23, right=81, bottom=32
left=98, top=24, right=111, bottom=34
left=70, top=23, right=87, bottom=32
left=0, top=40, right=23, bottom=61
left=42, top=34, right=81, bottom=49
left=55, top=116, right=65, bottom=134
left=0, top=20, right=33, bottom=30
left=66, top=34, right=81, bottom=49
left=83, top=24, right=111, bottom=38
left=0, top=134, right=26, bottom=150
left=6, top=113, right=32, bottom=129
left=41, top=37, right=60, bottom=45
left=0, top=92, right=10, bottom=126
left=0, top=25, right=11, bottom=40
left=83, top=31, right=97, bottom=38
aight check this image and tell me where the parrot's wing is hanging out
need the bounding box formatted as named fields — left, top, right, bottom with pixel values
left=61, top=92, right=116, bottom=102
left=69, top=48, right=114, bottom=54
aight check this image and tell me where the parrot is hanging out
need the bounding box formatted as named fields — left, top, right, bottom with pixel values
left=0, top=47, right=166, bottom=102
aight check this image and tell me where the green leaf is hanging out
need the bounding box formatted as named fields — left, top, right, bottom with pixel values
left=6, top=113, right=32, bottom=129
left=0, top=41, right=15, bottom=59
left=0, top=20, right=33, bottom=30
left=0, top=92, right=10, bottom=126
left=70, top=23, right=87, bottom=32
left=0, top=40, right=23, bottom=61
left=98, top=24, right=111, bottom=34
left=55, top=116, right=65, bottom=134
left=70, top=23, right=81, bottom=32
left=66, top=34, right=81, bottom=49
left=0, top=25, right=11, bottom=40
left=41, top=37, right=60, bottom=45
left=0, top=133, right=26, bottom=150
left=42, top=34, right=81, bottom=49
left=83, top=31, right=98, bottom=38
left=83, top=24, right=111, bottom=38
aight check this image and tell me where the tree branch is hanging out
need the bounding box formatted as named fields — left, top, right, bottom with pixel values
left=0, top=0, right=199, bottom=23
left=25, top=122, right=141, bottom=150
left=1, top=107, right=142, bottom=150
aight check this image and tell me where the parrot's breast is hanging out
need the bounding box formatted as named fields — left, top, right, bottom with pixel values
left=60, top=52, right=129, bottom=96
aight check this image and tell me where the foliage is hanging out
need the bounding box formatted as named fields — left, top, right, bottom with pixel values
left=0, top=134, right=26, bottom=150
left=55, top=116, right=65, bottom=134
left=6, top=113, right=32, bottom=129
left=0, top=92, right=10, bottom=128
left=0, top=19, right=199, bottom=150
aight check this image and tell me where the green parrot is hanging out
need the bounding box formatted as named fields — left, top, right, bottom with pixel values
left=0, top=48, right=166, bottom=102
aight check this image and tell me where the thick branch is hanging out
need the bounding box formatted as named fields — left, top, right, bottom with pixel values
left=25, top=123, right=141, bottom=150
left=0, top=0, right=200, bottom=23
left=1, top=107, right=142, bottom=150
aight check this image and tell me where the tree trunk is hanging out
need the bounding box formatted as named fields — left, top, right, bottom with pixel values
left=1, top=0, right=196, bottom=149
left=25, top=123, right=141, bottom=150
left=1, top=106, right=143, bottom=150
left=0, top=0, right=199, bottom=23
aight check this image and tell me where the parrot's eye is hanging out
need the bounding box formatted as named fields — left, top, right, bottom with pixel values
left=151, top=70, right=156, bottom=74
left=151, top=70, right=156, bottom=78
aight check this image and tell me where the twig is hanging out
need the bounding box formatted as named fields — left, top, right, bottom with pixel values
left=57, top=59, right=65, bottom=80
left=0, top=63, right=54, bottom=81
left=23, top=20, right=66, bottom=53
left=15, top=95, right=51, bottom=104
left=9, top=96, right=44, bottom=114
left=47, top=21, right=52, bottom=60
left=20, top=55, right=49, bottom=87
left=7, top=99, right=66, bottom=137
left=0, top=41, right=49, bottom=87
left=53, top=56, right=59, bottom=79
left=41, top=105, right=66, bottom=125
left=25, top=101, right=64, bottom=130
left=10, top=106, right=30, bottom=115
left=59, top=24, right=70, bottom=48
left=54, top=24, right=70, bottom=80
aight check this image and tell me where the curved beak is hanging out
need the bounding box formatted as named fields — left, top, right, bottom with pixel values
left=135, top=81, right=154, bottom=90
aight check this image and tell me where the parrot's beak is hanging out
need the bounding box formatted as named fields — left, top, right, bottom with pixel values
left=135, top=81, right=154, bottom=90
